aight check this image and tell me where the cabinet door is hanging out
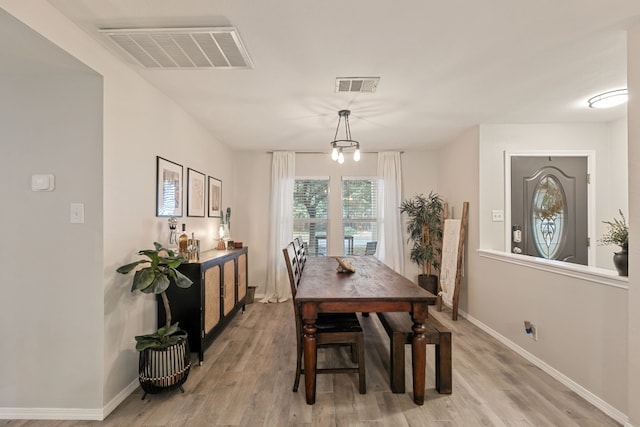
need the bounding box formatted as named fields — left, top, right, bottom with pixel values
left=204, top=265, right=221, bottom=334
left=223, top=259, right=235, bottom=316
left=237, top=252, right=247, bottom=301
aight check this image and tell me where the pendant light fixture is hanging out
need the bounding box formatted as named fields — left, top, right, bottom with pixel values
left=330, top=110, right=360, bottom=163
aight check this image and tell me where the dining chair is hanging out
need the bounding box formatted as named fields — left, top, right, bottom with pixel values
left=282, top=243, right=366, bottom=394
left=298, top=241, right=308, bottom=271
left=293, top=237, right=302, bottom=259
left=364, top=241, right=377, bottom=255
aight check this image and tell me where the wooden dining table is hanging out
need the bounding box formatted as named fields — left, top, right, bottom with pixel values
left=295, top=255, right=437, bottom=405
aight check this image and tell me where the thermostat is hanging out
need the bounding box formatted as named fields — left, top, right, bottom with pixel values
left=31, top=174, right=55, bottom=191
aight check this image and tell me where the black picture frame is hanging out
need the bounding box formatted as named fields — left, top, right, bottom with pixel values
left=208, top=176, right=222, bottom=218
left=187, top=168, right=206, bottom=217
left=156, top=156, right=183, bottom=217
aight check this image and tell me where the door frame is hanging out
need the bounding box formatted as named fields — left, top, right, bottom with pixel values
left=504, top=150, right=596, bottom=266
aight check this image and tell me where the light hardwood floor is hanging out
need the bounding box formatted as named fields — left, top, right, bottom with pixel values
left=3, top=302, right=620, bottom=426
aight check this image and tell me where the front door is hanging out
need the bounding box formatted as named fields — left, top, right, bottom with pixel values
left=511, top=156, right=588, bottom=265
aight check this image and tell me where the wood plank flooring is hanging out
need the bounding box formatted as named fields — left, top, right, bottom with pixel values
left=2, top=302, right=620, bottom=426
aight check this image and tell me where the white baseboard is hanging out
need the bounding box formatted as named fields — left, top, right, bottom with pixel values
left=102, top=378, right=139, bottom=419
left=0, top=407, right=103, bottom=420
left=456, top=308, right=629, bottom=426
left=0, top=378, right=138, bottom=421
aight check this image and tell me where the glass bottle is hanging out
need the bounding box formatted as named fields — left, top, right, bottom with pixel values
left=168, top=217, right=178, bottom=250
left=178, top=224, right=188, bottom=258
left=188, top=232, right=199, bottom=262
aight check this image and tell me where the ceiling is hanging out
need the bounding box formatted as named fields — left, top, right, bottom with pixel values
left=6, top=1, right=640, bottom=152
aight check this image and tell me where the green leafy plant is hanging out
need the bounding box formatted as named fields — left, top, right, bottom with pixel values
left=599, top=209, right=629, bottom=248
left=399, top=192, right=444, bottom=276
left=116, top=242, right=193, bottom=351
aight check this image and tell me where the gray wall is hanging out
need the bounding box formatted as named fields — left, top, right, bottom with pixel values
left=440, top=122, right=630, bottom=420
left=0, top=73, right=104, bottom=409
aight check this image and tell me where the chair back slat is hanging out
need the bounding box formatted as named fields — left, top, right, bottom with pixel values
left=364, top=241, right=377, bottom=255
left=299, top=242, right=307, bottom=270
left=283, top=243, right=301, bottom=292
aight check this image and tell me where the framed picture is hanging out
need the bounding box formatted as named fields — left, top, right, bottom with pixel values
left=156, top=156, right=183, bottom=217
left=208, top=176, right=222, bottom=218
left=187, top=168, right=206, bottom=217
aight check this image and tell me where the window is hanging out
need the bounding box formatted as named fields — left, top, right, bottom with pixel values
left=531, top=174, right=566, bottom=259
left=293, top=178, right=329, bottom=256
left=342, top=178, right=378, bottom=255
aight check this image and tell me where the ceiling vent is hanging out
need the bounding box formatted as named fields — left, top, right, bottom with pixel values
left=335, top=77, right=380, bottom=93
left=99, top=27, right=254, bottom=69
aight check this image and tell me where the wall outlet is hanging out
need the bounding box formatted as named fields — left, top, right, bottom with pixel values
left=524, top=320, right=537, bottom=341
left=530, top=325, right=537, bottom=341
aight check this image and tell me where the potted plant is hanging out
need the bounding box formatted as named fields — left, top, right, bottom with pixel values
left=116, top=242, right=194, bottom=398
left=598, top=209, right=629, bottom=277
left=399, top=192, right=444, bottom=294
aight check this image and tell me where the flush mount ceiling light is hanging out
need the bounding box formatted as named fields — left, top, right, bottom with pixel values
left=588, top=88, right=628, bottom=109
left=330, top=110, right=360, bottom=164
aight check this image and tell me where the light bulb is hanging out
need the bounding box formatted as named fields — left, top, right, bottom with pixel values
left=219, top=225, right=225, bottom=239
left=331, top=146, right=338, bottom=161
left=353, top=148, right=361, bottom=162
left=338, top=150, right=345, bottom=164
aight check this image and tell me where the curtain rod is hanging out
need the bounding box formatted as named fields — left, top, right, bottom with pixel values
left=266, top=150, right=404, bottom=154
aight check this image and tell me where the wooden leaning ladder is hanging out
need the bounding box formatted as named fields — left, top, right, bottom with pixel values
left=436, top=201, right=469, bottom=320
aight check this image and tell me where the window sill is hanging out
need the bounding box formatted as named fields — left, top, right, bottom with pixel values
left=477, top=249, right=628, bottom=289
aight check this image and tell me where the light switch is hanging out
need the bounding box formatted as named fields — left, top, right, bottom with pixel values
left=31, top=174, right=55, bottom=191
left=491, top=210, right=504, bottom=222
left=70, top=203, right=85, bottom=224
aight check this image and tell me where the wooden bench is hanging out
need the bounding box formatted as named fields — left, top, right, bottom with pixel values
left=376, top=312, right=452, bottom=394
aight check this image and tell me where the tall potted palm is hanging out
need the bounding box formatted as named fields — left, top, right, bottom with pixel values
left=399, top=192, right=444, bottom=294
left=116, top=242, right=194, bottom=398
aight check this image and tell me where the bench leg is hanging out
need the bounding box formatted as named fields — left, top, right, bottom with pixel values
left=435, top=332, right=452, bottom=394
left=390, top=332, right=405, bottom=393
left=357, top=334, right=366, bottom=394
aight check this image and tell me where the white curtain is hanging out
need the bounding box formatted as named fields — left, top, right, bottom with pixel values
left=261, top=152, right=295, bottom=303
left=377, top=152, right=404, bottom=274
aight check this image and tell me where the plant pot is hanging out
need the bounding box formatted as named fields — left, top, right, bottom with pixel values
left=613, top=245, right=628, bottom=277
left=138, top=332, right=191, bottom=399
left=418, top=274, right=439, bottom=295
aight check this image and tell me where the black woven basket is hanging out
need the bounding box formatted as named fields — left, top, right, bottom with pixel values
left=138, top=332, right=191, bottom=398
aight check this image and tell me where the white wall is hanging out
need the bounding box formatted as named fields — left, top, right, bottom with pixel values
left=479, top=122, right=628, bottom=270
left=102, top=62, right=233, bottom=409
left=0, top=2, right=234, bottom=417
left=232, top=151, right=271, bottom=291
left=436, top=127, right=480, bottom=314
left=626, top=22, right=640, bottom=427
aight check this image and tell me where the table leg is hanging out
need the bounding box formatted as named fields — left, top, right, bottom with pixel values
left=302, top=317, right=318, bottom=404
left=411, top=309, right=427, bottom=405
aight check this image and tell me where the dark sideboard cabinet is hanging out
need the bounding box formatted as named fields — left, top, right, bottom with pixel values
left=158, top=247, right=248, bottom=364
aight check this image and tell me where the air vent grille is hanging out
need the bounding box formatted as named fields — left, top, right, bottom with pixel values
left=335, top=77, right=380, bottom=93
left=99, top=27, right=253, bottom=69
